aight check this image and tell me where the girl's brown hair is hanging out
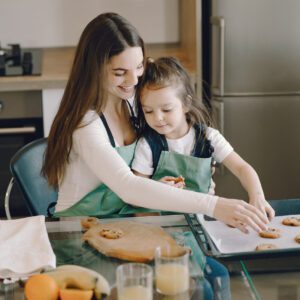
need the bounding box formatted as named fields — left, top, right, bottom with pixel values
left=135, top=57, right=212, bottom=134
left=43, top=13, right=144, bottom=187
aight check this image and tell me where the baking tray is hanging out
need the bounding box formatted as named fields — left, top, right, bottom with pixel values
left=185, top=199, right=300, bottom=272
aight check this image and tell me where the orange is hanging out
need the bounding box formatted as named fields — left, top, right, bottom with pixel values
left=60, top=289, right=93, bottom=300
left=24, top=274, right=59, bottom=300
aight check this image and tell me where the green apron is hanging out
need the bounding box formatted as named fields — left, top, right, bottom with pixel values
left=152, top=151, right=212, bottom=193
left=54, top=142, right=159, bottom=217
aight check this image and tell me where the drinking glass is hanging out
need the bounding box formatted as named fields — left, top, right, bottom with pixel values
left=155, top=246, right=190, bottom=296
left=116, top=263, right=153, bottom=300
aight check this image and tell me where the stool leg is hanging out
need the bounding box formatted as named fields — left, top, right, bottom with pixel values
left=4, top=177, right=14, bottom=219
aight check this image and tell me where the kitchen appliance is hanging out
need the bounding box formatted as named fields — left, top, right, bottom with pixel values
left=0, top=44, right=42, bottom=76
left=203, top=0, right=300, bottom=199
left=0, top=91, right=43, bottom=217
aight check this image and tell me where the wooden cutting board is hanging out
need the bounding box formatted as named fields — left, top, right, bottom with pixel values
left=82, top=221, right=187, bottom=262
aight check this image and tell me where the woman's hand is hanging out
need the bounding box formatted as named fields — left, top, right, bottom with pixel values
left=249, top=197, right=275, bottom=221
left=158, top=176, right=185, bottom=189
left=213, top=197, right=269, bottom=233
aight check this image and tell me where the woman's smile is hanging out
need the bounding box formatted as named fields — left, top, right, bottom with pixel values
left=118, top=85, right=135, bottom=94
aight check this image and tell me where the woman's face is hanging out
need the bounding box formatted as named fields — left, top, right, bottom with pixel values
left=106, top=47, right=144, bottom=100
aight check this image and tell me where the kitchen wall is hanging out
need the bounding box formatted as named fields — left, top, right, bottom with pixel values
left=0, top=0, right=179, bottom=47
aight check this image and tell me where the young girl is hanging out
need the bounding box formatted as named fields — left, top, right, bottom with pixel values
left=132, top=57, right=275, bottom=221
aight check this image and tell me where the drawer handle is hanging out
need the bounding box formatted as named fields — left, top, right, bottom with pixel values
left=0, top=126, right=36, bottom=135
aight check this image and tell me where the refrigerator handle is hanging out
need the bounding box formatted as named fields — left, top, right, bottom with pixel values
left=211, top=99, right=224, bottom=139
left=210, top=16, right=225, bottom=97
left=211, top=99, right=225, bottom=175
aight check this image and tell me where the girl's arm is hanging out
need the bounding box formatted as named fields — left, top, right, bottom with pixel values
left=222, top=151, right=275, bottom=220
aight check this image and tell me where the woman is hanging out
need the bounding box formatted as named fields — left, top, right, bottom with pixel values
left=42, top=12, right=270, bottom=232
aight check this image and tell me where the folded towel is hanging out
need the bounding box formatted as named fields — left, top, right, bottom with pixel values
left=0, top=215, right=56, bottom=279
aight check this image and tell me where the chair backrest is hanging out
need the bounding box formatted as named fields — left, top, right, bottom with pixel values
left=10, top=138, right=57, bottom=216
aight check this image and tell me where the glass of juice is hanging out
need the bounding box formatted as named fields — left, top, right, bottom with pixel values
left=116, top=263, right=153, bottom=300
left=155, top=246, right=190, bottom=296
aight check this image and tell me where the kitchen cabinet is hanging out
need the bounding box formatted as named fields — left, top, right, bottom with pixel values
left=0, top=47, right=74, bottom=136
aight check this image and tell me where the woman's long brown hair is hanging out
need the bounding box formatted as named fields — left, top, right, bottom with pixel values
left=42, top=13, right=144, bottom=187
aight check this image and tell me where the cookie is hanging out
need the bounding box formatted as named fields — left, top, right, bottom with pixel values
left=259, top=227, right=281, bottom=239
left=282, top=217, right=300, bottom=227
left=81, top=217, right=99, bottom=230
left=165, top=175, right=186, bottom=188
left=295, top=234, right=300, bottom=244
left=255, top=244, right=278, bottom=251
left=174, top=175, right=185, bottom=184
left=99, top=228, right=123, bottom=239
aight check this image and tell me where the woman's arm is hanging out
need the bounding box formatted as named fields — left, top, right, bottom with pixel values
left=222, top=151, right=275, bottom=220
left=74, top=117, right=268, bottom=232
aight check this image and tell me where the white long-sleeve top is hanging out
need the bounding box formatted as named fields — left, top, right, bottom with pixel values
left=56, top=110, right=219, bottom=216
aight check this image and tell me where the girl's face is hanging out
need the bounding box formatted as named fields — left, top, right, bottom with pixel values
left=141, top=86, right=189, bottom=139
left=106, top=47, right=144, bottom=101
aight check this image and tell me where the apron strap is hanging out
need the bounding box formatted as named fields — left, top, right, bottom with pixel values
left=125, top=99, right=139, bottom=132
left=100, top=101, right=138, bottom=148
left=144, top=123, right=215, bottom=173
left=125, top=99, right=135, bottom=116
left=100, top=114, right=116, bottom=147
left=143, top=126, right=168, bottom=173
left=192, top=123, right=214, bottom=158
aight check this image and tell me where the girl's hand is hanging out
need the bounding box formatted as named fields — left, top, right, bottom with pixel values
left=158, top=176, right=185, bottom=189
left=213, top=197, right=269, bottom=234
left=249, top=197, right=275, bottom=221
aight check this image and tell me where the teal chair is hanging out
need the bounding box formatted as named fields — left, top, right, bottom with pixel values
left=4, top=138, right=57, bottom=219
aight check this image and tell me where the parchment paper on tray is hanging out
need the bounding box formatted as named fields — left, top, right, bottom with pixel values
left=196, top=214, right=300, bottom=254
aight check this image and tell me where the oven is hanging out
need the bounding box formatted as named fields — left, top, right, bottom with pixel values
left=0, top=91, right=44, bottom=217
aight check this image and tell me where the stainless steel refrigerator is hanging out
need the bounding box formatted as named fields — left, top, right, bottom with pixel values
left=208, top=0, right=300, bottom=200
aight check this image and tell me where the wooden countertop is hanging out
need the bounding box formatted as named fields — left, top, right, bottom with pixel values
left=0, top=45, right=196, bottom=92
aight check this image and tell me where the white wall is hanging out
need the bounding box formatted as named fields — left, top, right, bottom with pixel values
left=0, top=0, right=179, bottom=47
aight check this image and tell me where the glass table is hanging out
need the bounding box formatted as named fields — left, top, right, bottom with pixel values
left=240, top=260, right=300, bottom=300
left=1, top=214, right=300, bottom=300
